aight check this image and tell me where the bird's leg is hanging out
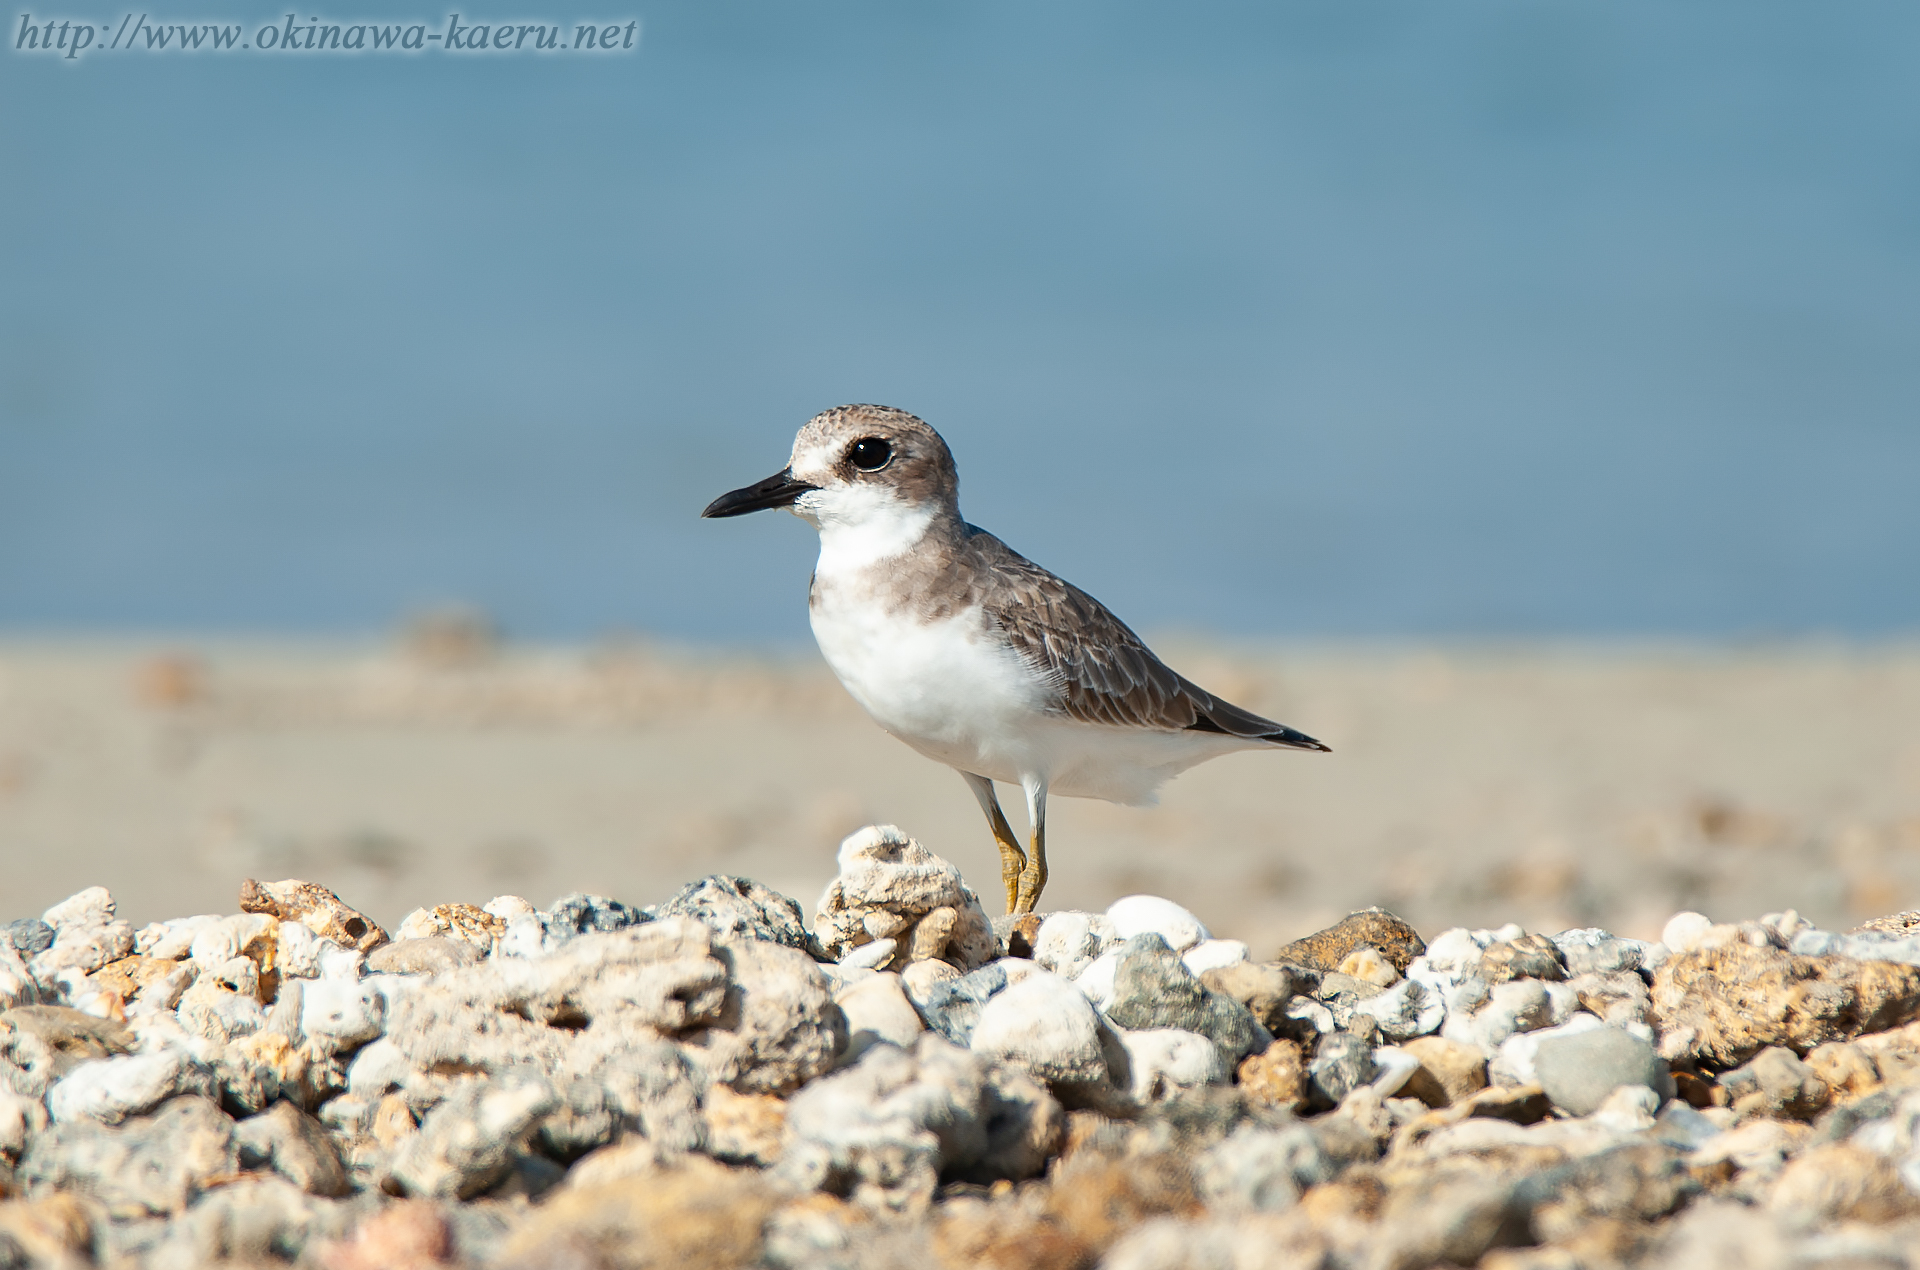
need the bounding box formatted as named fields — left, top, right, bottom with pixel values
left=962, top=772, right=1026, bottom=915
left=1015, top=776, right=1050, bottom=914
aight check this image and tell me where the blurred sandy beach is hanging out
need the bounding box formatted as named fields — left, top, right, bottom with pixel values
left=4, top=633, right=1917, bottom=948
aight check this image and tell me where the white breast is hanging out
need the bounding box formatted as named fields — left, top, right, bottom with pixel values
left=809, top=581, right=1052, bottom=782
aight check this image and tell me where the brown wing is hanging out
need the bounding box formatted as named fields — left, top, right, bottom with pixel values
left=961, top=528, right=1329, bottom=750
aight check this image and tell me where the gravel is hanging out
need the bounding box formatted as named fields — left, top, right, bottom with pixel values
left=5, top=826, right=1920, bottom=1267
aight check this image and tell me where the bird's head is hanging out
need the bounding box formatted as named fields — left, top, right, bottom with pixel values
left=701, top=405, right=960, bottom=537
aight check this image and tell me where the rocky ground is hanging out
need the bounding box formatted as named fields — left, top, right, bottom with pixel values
left=4, top=828, right=1920, bottom=1268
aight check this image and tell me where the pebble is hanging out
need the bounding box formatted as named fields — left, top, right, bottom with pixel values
left=1398, top=1035, right=1488, bottom=1108
left=1105, top=933, right=1261, bottom=1060
left=1351, top=976, right=1444, bottom=1040
left=299, top=980, right=387, bottom=1053
left=1306, top=1031, right=1376, bottom=1107
left=8, top=918, right=55, bottom=955
left=1236, top=1040, right=1307, bottom=1111
left=1551, top=927, right=1649, bottom=976
left=393, top=902, right=503, bottom=951
left=908, top=961, right=1010, bottom=1047
left=542, top=891, right=648, bottom=939
left=1073, top=950, right=1121, bottom=1011
left=386, top=1078, right=558, bottom=1199
left=1116, top=1027, right=1228, bottom=1103
left=366, top=936, right=484, bottom=976
left=239, top=878, right=388, bottom=953
left=657, top=873, right=821, bottom=955
left=1661, top=910, right=1715, bottom=953
left=1336, top=945, right=1398, bottom=986
left=1106, top=895, right=1209, bottom=952
left=234, top=1099, right=351, bottom=1197
left=1474, top=933, right=1567, bottom=983
left=13, top=839, right=1920, bottom=1265
left=813, top=825, right=998, bottom=972
left=969, top=969, right=1108, bottom=1084
left=1032, top=910, right=1117, bottom=980
left=1530, top=1021, right=1662, bottom=1115
left=1651, top=940, right=1920, bottom=1066
left=1182, top=939, right=1250, bottom=977
left=1276, top=907, right=1427, bottom=974
left=1198, top=960, right=1294, bottom=1033
left=834, top=971, right=924, bottom=1063
left=1721, top=1045, right=1830, bottom=1120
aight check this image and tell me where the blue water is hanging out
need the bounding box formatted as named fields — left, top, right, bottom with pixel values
left=4, top=0, right=1918, bottom=641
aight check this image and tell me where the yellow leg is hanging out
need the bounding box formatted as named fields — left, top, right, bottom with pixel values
left=1013, top=777, right=1049, bottom=914
left=989, top=805, right=1028, bottom=915
left=962, top=772, right=1027, bottom=915
left=1014, top=821, right=1049, bottom=914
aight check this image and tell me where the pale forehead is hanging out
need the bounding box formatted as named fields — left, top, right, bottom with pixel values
left=790, top=405, right=932, bottom=462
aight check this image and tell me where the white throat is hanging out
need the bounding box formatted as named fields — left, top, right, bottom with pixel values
left=794, top=484, right=938, bottom=574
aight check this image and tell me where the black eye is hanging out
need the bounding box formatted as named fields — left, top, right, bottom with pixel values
left=848, top=437, right=893, bottom=472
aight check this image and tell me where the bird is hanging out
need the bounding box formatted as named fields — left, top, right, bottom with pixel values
left=702, top=404, right=1328, bottom=915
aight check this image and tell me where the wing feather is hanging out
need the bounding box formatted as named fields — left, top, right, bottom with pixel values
left=958, top=528, right=1328, bottom=749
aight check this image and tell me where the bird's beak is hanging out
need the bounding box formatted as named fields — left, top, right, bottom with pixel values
left=701, top=468, right=820, bottom=518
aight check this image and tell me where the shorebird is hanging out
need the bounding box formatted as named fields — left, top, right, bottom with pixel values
left=702, top=404, right=1328, bottom=915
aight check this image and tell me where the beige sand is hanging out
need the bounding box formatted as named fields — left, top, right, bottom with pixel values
left=1, top=637, right=1917, bottom=949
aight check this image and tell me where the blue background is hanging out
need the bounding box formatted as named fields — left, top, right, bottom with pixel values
left=5, top=1, right=1917, bottom=642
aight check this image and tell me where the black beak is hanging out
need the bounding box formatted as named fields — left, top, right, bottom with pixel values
left=701, top=468, right=819, bottom=518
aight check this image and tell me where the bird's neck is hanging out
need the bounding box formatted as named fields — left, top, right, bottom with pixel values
left=812, top=498, right=962, bottom=577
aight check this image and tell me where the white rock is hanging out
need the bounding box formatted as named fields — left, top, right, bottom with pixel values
left=1033, top=911, right=1117, bottom=980
left=1544, top=980, right=1582, bottom=1026
left=836, top=972, right=925, bottom=1064
left=300, top=979, right=386, bottom=1052
left=484, top=894, right=538, bottom=920
left=1286, top=996, right=1337, bottom=1035
left=1192, top=1122, right=1330, bottom=1213
left=346, top=1036, right=411, bottom=1098
left=838, top=939, right=898, bottom=972
left=899, top=958, right=960, bottom=999
left=42, top=886, right=115, bottom=930
left=206, top=955, right=259, bottom=998
left=136, top=915, right=219, bottom=960
left=187, top=912, right=274, bottom=968
left=318, top=945, right=367, bottom=981
left=813, top=826, right=997, bottom=971
left=59, top=971, right=121, bottom=1019
left=1106, top=896, right=1208, bottom=952
left=1352, top=977, right=1444, bottom=1040
left=176, top=978, right=266, bottom=1042
left=1182, top=940, right=1250, bottom=977
left=30, top=920, right=134, bottom=979
left=1661, top=911, right=1714, bottom=953
left=1117, top=1027, right=1227, bottom=1102
left=1368, top=1046, right=1422, bottom=1097
left=46, top=1047, right=214, bottom=1124
left=496, top=913, right=548, bottom=960
left=1490, top=1011, right=1604, bottom=1087
left=1421, top=929, right=1493, bottom=976
left=1074, top=951, right=1120, bottom=1011
left=274, top=918, right=335, bottom=979
left=1445, top=979, right=1558, bottom=1055
left=0, top=1089, right=45, bottom=1157
left=971, top=971, right=1107, bottom=1083
left=0, top=940, right=37, bottom=1010
left=996, top=957, right=1041, bottom=986
left=1592, top=1083, right=1660, bottom=1133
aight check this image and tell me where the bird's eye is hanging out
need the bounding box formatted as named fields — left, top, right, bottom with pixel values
left=848, top=437, right=893, bottom=472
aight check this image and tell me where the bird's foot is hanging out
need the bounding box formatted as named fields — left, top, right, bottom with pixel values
left=1012, top=834, right=1048, bottom=915
left=991, top=830, right=1027, bottom=916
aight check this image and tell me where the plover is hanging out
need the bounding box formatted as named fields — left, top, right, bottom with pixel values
left=702, top=404, right=1328, bottom=914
